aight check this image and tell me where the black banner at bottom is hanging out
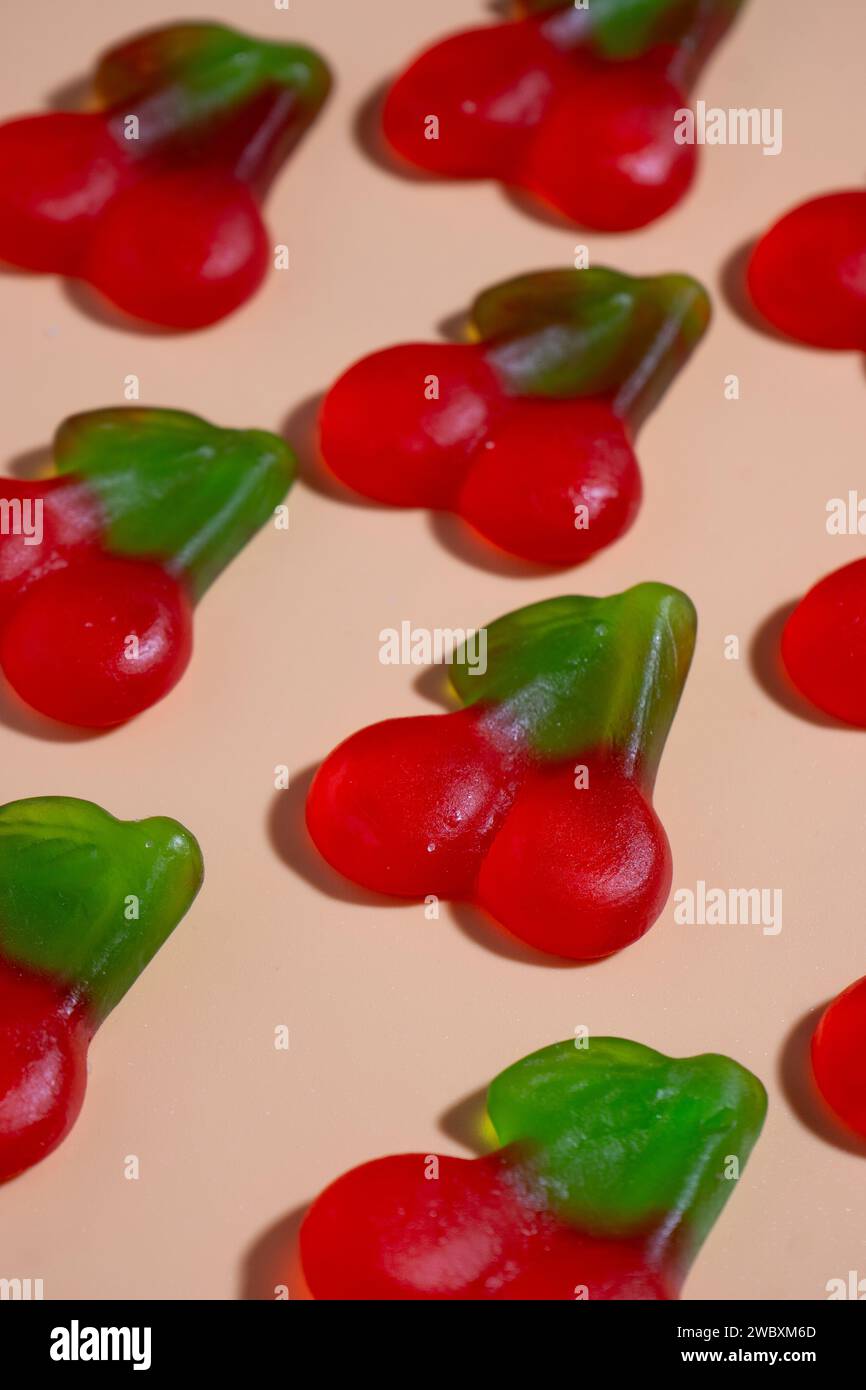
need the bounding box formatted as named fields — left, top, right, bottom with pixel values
left=2, top=1297, right=856, bottom=1374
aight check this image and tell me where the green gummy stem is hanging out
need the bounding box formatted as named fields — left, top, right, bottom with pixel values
left=450, top=584, right=697, bottom=786
left=474, top=268, right=711, bottom=429
left=487, top=1037, right=767, bottom=1266
left=94, top=22, right=332, bottom=130
left=0, top=798, right=203, bottom=1022
left=54, top=407, right=296, bottom=600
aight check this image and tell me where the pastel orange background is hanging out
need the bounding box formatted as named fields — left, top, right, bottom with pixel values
left=1, top=0, right=864, bottom=1301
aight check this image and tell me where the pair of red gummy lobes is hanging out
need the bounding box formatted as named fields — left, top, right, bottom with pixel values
left=307, top=584, right=696, bottom=961
left=297, top=1036, right=770, bottom=1300
left=319, top=267, right=710, bottom=567
left=382, top=0, right=748, bottom=229
left=299, top=973, right=866, bottom=1301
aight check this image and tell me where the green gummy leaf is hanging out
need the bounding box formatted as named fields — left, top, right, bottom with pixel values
left=488, top=1037, right=766, bottom=1263
left=450, top=584, right=696, bottom=784
left=0, top=797, right=203, bottom=1020
left=54, top=407, right=296, bottom=599
left=518, top=0, right=747, bottom=66
left=473, top=269, right=710, bottom=427
left=93, top=22, right=332, bottom=132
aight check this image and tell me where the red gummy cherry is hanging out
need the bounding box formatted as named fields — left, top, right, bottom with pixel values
left=812, top=975, right=866, bottom=1140
left=781, top=559, right=866, bottom=726
left=0, top=111, right=262, bottom=328
left=318, top=268, right=708, bottom=568
left=306, top=584, right=694, bottom=962
left=748, top=192, right=866, bottom=350
left=0, top=405, right=293, bottom=729
left=0, top=554, right=193, bottom=729
left=307, top=708, right=669, bottom=960
left=379, top=5, right=741, bottom=231
left=0, top=957, right=91, bottom=1184
left=0, top=23, right=331, bottom=328
left=300, top=1152, right=669, bottom=1300
left=319, top=345, right=641, bottom=567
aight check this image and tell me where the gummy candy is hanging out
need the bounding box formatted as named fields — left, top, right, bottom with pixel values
left=306, top=583, right=695, bottom=960
left=319, top=268, right=710, bottom=567
left=747, top=192, right=866, bottom=349
left=780, top=559, right=866, bottom=727
left=0, top=796, right=202, bottom=1183
left=0, top=23, right=331, bottom=328
left=0, top=407, right=295, bottom=728
left=382, top=0, right=747, bottom=230
left=299, top=1035, right=767, bottom=1299
left=812, top=976, right=866, bottom=1141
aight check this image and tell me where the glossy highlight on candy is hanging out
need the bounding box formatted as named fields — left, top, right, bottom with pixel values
left=306, top=583, right=696, bottom=960
left=0, top=23, right=331, bottom=327
left=0, top=407, right=295, bottom=728
left=319, top=268, right=710, bottom=567
left=299, top=1036, right=767, bottom=1299
left=382, top=0, right=747, bottom=230
left=0, top=797, right=202, bottom=1182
